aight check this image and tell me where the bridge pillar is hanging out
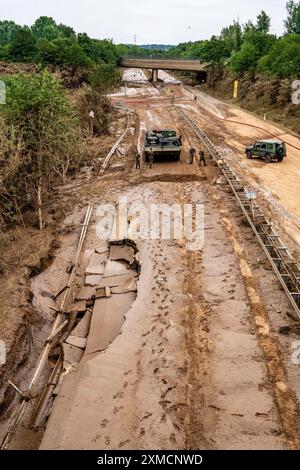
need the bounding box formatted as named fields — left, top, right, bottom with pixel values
left=151, top=69, right=158, bottom=82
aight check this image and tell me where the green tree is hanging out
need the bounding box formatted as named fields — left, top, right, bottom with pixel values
left=256, top=10, right=271, bottom=33
left=0, top=45, right=11, bottom=61
left=220, top=21, right=242, bottom=53
left=54, top=39, right=92, bottom=67
left=258, top=34, right=300, bottom=77
left=243, top=21, right=255, bottom=34
left=36, top=38, right=58, bottom=64
left=31, top=16, right=60, bottom=40
left=88, top=63, right=120, bottom=91
left=57, top=23, right=76, bottom=38
left=10, top=27, right=36, bottom=62
left=284, top=1, right=300, bottom=34
left=230, top=43, right=258, bottom=73
left=37, top=37, right=92, bottom=67
left=243, top=29, right=276, bottom=57
left=0, top=20, right=20, bottom=46
left=201, top=36, right=229, bottom=65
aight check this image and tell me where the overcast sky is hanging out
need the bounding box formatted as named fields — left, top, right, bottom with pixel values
left=1, top=0, right=286, bottom=44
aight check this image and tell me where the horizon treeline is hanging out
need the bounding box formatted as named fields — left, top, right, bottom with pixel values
left=0, top=1, right=300, bottom=77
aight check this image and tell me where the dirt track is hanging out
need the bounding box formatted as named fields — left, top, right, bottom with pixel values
left=3, top=70, right=300, bottom=450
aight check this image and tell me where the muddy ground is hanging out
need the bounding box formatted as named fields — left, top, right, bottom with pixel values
left=1, top=70, right=300, bottom=450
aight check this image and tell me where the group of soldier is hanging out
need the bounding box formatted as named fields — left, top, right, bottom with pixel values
left=135, top=146, right=207, bottom=169
left=188, top=147, right=207, bottom=166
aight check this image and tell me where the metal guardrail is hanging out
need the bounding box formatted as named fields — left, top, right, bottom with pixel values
left=176, top=106, right=300, bottom=320
left=119, top=56, right=202, bottom=62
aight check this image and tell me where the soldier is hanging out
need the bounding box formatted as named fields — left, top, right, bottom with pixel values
left=148, top=149, right=154, bottom=169
left=135, top=150, right=141, bottom=170
left=189, top=147, right=196, bottom=164
left=199, top=150, right=206, bottom=166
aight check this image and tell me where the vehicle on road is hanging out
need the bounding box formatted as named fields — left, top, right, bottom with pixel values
left=245, top=139, right=286, bottom=163
left=144, top=129, right=182, bottom=162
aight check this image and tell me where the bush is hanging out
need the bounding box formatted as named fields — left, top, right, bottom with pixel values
left=77, top=86, right=114, bottom=136
left=257, top=35, right=300, bottom=77
left=229, top=43, right=259, bottom=74
left=0, top=71, right=84, bottom=229
left=88, top=64, right=120, bottom=91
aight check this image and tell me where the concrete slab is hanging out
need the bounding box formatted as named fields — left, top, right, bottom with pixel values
left=75, top=286, right=95, bottom=301
left=62, top=343, right=84, bottom=364
left=95, top=243, right=109, bottom=255
left=109, top=245, right=135, bottom=264
left=111, top=278, right=137, bottom=294
left=85, top=252, right=108, bottom=275
left=77, top=249, right=94, bottom=276
left=103, top=260, right=132, bottom=277
left=71, top=310, right=92, bottom=338
left=85, top=292, right=136, bottom=354
left=66, top=336, right=87, bottom=349
left=85, top=275, right=102, bottom=286
left=99, top=273, right=137, bottom=288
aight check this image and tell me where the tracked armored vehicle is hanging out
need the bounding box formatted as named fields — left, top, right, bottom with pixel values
left=144, top=129, right=182, bottom=162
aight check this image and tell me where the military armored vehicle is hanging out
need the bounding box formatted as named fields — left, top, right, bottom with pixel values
left=144, top=129, right=182, bottom=162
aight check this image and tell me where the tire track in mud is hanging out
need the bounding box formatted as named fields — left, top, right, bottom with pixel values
left=183, top=250, right=211, bottom=449
left=212, top=191, right=300, bottom=449
left=177, top=186, right=212, bottom=449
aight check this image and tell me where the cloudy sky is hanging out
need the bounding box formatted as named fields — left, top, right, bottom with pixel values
left=1, top=0, right=287, bottom=44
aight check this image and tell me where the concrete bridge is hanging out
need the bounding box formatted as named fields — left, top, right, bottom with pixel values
left=118, top=57, right=206, bottom=82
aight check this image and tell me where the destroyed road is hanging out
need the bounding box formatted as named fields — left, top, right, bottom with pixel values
left=1, top=69, right=300, bottom=451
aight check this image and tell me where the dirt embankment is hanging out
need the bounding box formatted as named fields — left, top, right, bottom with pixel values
left=175, top=68, right=300, bottom=136
left=0, top=221, right=60, bottom=418
left=202, top=69, right=300, bottom=136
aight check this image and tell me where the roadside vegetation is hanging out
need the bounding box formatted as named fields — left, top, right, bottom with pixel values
left=0, top=18, right=122, bottom=236
left=0, top=71, right=85, bottom=231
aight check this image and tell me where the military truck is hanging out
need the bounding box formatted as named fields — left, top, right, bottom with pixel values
left=144, top=129, right=182, bottom=162
left=245, top=139, right=286, bottom=163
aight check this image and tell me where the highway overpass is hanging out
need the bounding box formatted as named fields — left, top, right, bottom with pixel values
left=118, top=58, right=207, bottom=81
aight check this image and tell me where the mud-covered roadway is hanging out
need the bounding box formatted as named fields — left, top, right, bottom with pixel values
left=9, top=69, right=300, bottom=450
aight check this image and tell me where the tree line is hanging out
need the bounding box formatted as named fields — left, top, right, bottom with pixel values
left=163, top=2, right=300, bottom=78
left=0, top=16, right=121, bottom=66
